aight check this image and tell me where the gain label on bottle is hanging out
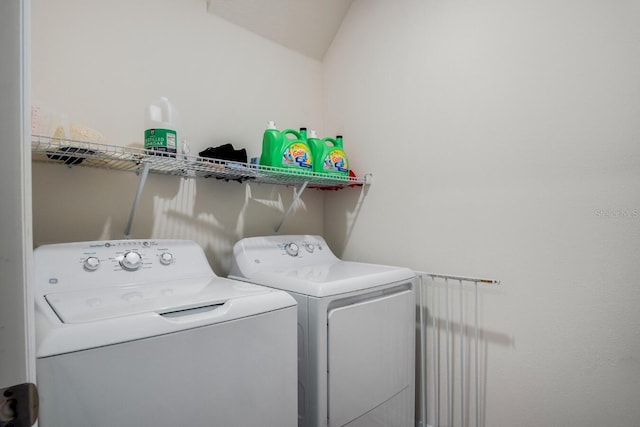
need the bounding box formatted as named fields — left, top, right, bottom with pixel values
left=145, top=128, right=177, bottom=153
left=323, top=148, right=348, bottom=172
left=283, top=142, right=312, bottom=168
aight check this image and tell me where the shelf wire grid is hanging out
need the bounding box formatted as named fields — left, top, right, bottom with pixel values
left=31, top=135, right=365, bottom=189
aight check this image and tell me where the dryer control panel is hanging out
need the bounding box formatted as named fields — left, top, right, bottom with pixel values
left=229, top=235, right=340, bottom=278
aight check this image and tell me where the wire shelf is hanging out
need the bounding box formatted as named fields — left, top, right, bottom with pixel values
left=31, top=135, right=368, bottom=189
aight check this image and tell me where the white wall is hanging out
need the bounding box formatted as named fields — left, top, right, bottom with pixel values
left=30, top=0, right=640, bottom=424
left=31, top=0, right=326, bottom=274
left=324, top=0, right=640, bottom=426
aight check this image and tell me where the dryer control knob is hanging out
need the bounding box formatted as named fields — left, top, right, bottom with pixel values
left=159, top=252, right=174, bottom=265
left=304, top=243, right=314, bottom=253
left=83, top=256, right=100, bottom=271
left=120, top=251, right=142, bottom=271
left=285, top=242, right=299, bottom=257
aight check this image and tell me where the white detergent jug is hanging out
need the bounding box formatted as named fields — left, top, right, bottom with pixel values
left=144, top=97, right=180, bottom=154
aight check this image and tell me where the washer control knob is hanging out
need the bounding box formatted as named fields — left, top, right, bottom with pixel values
left=120, top=251, right=142, bottom=271
left=83, top=256, right=100, bottom=271
left=159, top=252, right=174, bottom=265
left=285, top=242, right=299, bottom=257
left=304, top=243, right=314, bottom=253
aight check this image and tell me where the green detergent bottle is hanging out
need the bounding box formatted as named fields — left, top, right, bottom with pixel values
left=260, top=122, right=313, bottom=170
left=307, top=129, right=322, bottom=167
left=311, top=134, right=349, bottom=178
left=259, top=120, right=280, bottom=166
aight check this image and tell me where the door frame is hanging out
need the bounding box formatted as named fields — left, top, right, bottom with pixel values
left=0, top=0, right=36, bottom=390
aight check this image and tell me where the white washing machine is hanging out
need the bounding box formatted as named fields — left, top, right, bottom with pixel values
left=34, top=239, right=298, bottom=427
left=229, top=235, right=416, bottom=427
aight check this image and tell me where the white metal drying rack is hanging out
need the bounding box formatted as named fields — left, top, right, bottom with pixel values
left=31, top=135, right=372, bottom=236
left=416, top=271, right=501, bottom=427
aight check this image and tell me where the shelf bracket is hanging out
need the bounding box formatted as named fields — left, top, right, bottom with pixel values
left=275, top=181, right=308, bottom=233
left=124, top=161, right=151, bottom=239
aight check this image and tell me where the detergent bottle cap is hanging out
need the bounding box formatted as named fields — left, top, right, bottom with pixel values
left=309, top=129, right=317, bottom=138
left=267, top=120, right=277, bottom=129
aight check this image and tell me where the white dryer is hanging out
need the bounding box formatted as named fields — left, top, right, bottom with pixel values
left=34, top=239, right=297, bottom=427
left=229, top=235, right=416, bottom=427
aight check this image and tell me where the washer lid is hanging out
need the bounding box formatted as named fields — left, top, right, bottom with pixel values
left=230, top=261, right=415, bottom=297
left=36, top=277, right=297, bottom=358
left=44, top=277, right=273, bottom=324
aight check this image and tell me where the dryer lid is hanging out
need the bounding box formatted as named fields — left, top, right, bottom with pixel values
left=231, top=260, right=415, bottom=297
left=229, top=235, right=415, bottom=297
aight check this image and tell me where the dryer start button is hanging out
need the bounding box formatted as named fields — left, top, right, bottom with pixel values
left=285, top=243, right=299, bottom=257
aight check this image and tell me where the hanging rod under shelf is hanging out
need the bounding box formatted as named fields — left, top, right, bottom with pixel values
left=31, top=135, right=370, bottom=189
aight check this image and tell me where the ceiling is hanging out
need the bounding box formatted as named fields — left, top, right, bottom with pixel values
left=206, top=0, right=354, bottom=60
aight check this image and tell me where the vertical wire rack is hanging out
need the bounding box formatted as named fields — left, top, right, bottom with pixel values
left=415, top=271, right=501, bottom=427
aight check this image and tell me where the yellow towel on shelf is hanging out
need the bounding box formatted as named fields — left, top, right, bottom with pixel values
left=52, top=123, right=107, bottom=146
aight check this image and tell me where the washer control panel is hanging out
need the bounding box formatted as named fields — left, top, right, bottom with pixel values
left=34, top=239, right=215, bottom=294
left=75, top=240, right=178, bottom=273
